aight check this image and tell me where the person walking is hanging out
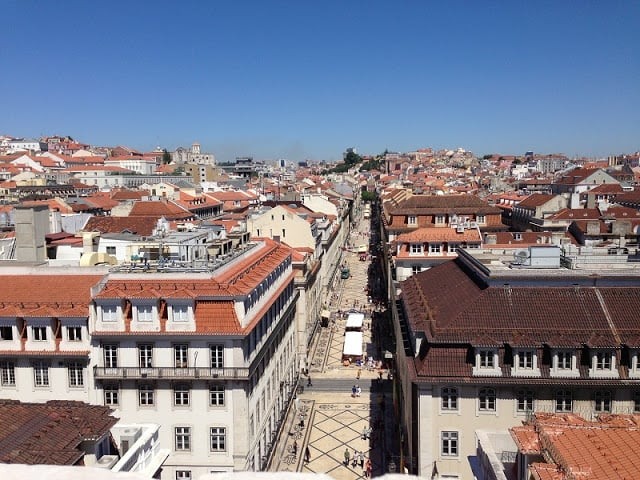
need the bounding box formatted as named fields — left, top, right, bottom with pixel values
left=356, top=368, right=361, bottom=379
left=344, top=448, right=350, bottom=466
left=292, top=440, right=298, bottom=457
left=351, top=385, right=357, bottom=397
left=356, top=385, right=362, bottom=397
left=307, top=375, right=312, bottom=387
left=365, top=458, right=372, bottom=478
left=304, top=446, right=311, bottom=463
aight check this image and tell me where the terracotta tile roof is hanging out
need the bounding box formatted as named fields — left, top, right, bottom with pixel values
left=512, top=413, right=640, bottom=480
left=128, top=200, right=192, bottom=219
left=587, top=183, right=624, bottom=194
left=387, top=193, right=501, bottom=215
left=83, top=216, right=157, bottom=236
left=415, top=346, right=471, bottom=377
left=94, top=240, right=294, bottom=335
left=0, top=274, right=103, bottom=317
left=396, top=227, right=481, bottom=243
left=194, top=300, right=241, bottom=334
left=602, top=206, right=640, bottom=219
left=511, top=425, right=541, bottom=454
left=401, top=260, right=640, bottom=349
left=547, top=208, right=601, bottom=220
left=554, top=168, right=602, bottom=185
left=0, top=400, right=117, bottom=465
left=110, top=189, right=146, bottom=201
left=517, top=194, right=557, bottom=208
left=528, top=463, right=565, bottom=480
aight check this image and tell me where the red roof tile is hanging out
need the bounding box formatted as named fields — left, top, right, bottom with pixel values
left=0, top=400, right=117, bottom=465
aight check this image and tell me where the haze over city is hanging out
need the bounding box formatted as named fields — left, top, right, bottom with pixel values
left=1, top=1, right=638, bottom=161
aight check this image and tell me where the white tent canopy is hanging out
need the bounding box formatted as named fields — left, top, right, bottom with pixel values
left=343, top=331, right=363, bottom=359
left=345, top=312, right=365, bottom=330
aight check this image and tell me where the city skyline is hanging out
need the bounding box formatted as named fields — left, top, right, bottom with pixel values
left=1, top=1, right=638, bottom=162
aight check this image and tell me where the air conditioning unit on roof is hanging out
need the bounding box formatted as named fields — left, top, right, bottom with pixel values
left=95, top=455, right=119, bottom=469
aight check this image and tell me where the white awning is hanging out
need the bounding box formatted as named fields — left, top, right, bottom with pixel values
left=345, top=312, right=365, bottom=330
left=343, top=331, right=363, bottom=358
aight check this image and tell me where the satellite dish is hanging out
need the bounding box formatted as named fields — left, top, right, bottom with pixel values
left=513, top=249, right=529, bottom=265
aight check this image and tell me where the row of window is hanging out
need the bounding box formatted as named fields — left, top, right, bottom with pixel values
left=103, top=344, right=225, bottom=369
left=440, top=387, right=639, bottom=414
left=174, top=426, right=226, bottom=452
left=408, top=243, right=479, bottom=255
left=0, top=326, right=83, bottom=342
left=101, top=304, right=189, bottom=323
left=406, top=214, right=486, bottom=225
left=0, top=361, right=83, bottom=388
left=475, top=348, right=619, bottom=373
left=103, top=384, right=226, bottom=407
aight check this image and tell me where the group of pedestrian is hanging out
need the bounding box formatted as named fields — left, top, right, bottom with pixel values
left=344, top=448, right=370, bottom=474
left=293, top=441, right=312, bottom=463
left=351, top=384, right=362, bottom=397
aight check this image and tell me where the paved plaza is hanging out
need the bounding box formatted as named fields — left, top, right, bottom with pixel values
left=270, top=211, right=398, bottom=478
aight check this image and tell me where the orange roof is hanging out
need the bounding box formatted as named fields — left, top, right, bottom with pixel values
left=512, top=413, right=640, bottom=480
left=194, top=301, right=240, bottom=334
left=396, top=227, right=482, bottom=243
left=0, top=274, right=104, bottom=317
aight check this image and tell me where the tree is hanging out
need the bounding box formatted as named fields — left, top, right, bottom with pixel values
left=162, top=149, right=172, bottom=164
left=344, top=151, right=362, bottom=166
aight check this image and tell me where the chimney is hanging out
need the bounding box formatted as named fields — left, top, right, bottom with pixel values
left=14, top=205, right=48, bottom=263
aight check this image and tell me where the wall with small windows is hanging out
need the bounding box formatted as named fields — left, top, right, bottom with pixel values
left=416, top=382, right=640, bottom=480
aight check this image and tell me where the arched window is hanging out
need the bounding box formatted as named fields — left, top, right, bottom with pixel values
left=442, top=387, right=458, bottom=410
left=479, top=387, right=496, bottom=411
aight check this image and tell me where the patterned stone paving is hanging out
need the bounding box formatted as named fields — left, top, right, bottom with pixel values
left=271, top=212, right=395, bottom=479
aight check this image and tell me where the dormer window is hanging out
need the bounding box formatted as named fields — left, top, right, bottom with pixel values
left=518, top=351, right=533, bottom=369
left=136, top=305, right=154, bottom=322
left=557, top=351, right=572, bottom=369
left=479, top=350, right=494, bottom=368
left=589, top=350, right=618, bottom=378
left=473, top=348, right=501, bottom=376
left=32, top=326, right=47, bottom=341
left=550, top=349, right=579, bottom=377
left=429, top=244, right=442, bottom=254
left=410, top=244, right=423, bottom=255
left=172, top=305, right=189, bottom=322
left=407, top=215, right=417, bottom=225
left=513, top=349, right=541, bottom=377
left=0, top=326, right=13, bottom=341
left=629, top=350, right=640, bottom=379
left=595, top=351, right=612, bottom=370
left=435, top=215, right=445, bottom=225
left=476, top=215, right=486, bottom=225
left=102, top=305, right=119, bottom=322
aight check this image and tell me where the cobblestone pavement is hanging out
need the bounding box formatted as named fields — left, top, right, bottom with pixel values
left=270, top=210, right=397, bottom=479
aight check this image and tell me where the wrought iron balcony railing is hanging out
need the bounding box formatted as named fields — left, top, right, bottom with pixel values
left=94, top=366, right=249, bottom=380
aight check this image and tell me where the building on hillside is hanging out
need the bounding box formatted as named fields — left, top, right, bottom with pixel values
left=551, top=168, right=620, bottom=208
left=104, top=156, right=158, bottom=175
left=381, top=193, right=505, bottom=244
left=392, top=225, right=482, bottom=281
left=510, top=194, right=567, bottom=231
left=391, top=247, right=640, bottom=480
left=172, top=142, right=215, bottom=166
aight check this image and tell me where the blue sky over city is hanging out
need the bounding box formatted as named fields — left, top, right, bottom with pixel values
left=1, top=1, right=638, bottom=162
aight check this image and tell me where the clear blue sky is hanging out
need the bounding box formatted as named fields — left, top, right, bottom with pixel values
left=1, top=1, right=638, bottom=162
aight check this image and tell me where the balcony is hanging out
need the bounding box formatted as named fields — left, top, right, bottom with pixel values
left=94, top=366, right=249, bottom=380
